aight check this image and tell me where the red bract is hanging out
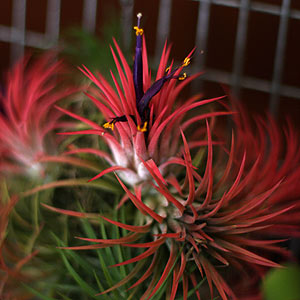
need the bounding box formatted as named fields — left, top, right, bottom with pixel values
left=58, top=14, right=229, bottom=186
left=0, top=54, right=75, bottom=177
left=46, top=112, right=300, bottom=299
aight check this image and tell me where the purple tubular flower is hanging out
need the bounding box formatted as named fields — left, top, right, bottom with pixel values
left=137, top=70, right=179, bottom=120
left=133, top=13, right=144, bottom=104
left=111, top=13, right=191, bottom=128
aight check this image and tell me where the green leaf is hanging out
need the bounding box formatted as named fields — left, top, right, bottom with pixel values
left=56, top=292, right=73, bottom=300
left=263, top=263, right=300, bottom=300
left=59, top=247, right=100, bottom=299
left=52, top=233, right=94, bottom=273
left=24, top=285, right=58, bottom=300
left=93, top=270, right=111, bottom=300
left=52, top=234, right=100, bottom=299
left=77, top=214, right=125, bottom=298
left=112, top=206, right=127, bottom=280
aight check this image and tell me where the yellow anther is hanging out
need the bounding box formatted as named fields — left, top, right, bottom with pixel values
left=165, top=66, right=170, bottom=72
left=182, top=57, right=191, bottom=67
left=133, top=26, right=144, bottom=36
left=137, top=121, right=148, bottom=132
left=103, top=121, right=115, bottom=131
left=178, top=73, right=187, bottom=81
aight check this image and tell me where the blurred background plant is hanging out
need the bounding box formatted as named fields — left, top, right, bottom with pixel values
left=0, top=1, right=300, bottom=299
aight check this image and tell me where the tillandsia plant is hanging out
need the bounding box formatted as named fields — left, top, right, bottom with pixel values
left=1, top=12, right=299, bottom=300
left=0, top=54, right=81, bottom=299
left=0, top=53, right=76, bottom=180
left=47, top=115, right=300, bottom=300
left=42, top=13, right=300, bottom=300
left=57, top=13, right=230, bottom=188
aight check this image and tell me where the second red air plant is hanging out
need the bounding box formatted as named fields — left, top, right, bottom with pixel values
left=0, top=54, right=76, bottom=179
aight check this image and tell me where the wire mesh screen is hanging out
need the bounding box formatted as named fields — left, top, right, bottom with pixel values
left=146, top=0, right=300, bottom=118
left=0, top=0, right=299, bottom=118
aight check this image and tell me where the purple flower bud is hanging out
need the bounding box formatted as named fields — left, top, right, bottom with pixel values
left=133, top=13, right=144, bottom=104
left=137, top=71, right=177, bottom=120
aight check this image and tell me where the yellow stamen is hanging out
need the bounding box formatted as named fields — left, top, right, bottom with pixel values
left=165, top=66, right=170, bottom=72
left=103, top=121, right=115, bottom=131
left=133, top=26, right=144, bottom=36
left=178, top=73, right=187, bottom=81
left=182, top=57, right=191, bottom=67
left=137, top=121, right=148, bottom=132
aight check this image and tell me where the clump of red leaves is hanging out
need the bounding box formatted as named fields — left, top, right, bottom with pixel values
left=0, top=53, right=76, bottom=178
left=45, top=108, right=300, bottom=299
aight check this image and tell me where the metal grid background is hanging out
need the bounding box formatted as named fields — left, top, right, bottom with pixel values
left=0, top=0, right=299, bottom=117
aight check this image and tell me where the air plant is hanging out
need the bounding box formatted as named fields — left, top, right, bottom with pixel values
left=57, top=13, right=230, bottom=187
left=43, top=13, right=300, bottom=300
left=45, top=112, right=300, bottom=299
left=0, top=10, right=299, bottom=300
left=0, top=54, right=75, bottom=179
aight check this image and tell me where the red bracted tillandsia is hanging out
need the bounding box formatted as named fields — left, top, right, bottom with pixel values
left=44, top=113, right=300, bottom=299
left=0, top=53, right=76, bottom=178
left=57, top=13, right=230, bottom=186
